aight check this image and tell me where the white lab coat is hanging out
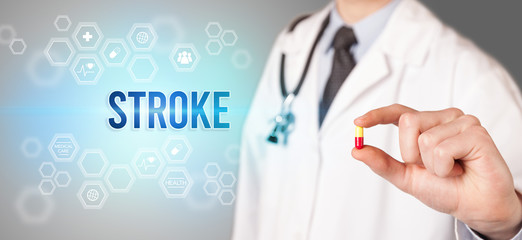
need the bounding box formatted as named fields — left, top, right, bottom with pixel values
left=233, top=0, right=522, bottom=239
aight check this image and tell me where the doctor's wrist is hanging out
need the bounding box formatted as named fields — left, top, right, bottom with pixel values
left=466, top=193, right=522, bottom=240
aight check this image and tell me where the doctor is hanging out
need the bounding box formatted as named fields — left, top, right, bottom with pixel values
left=234, top=0, right=522, bottom=239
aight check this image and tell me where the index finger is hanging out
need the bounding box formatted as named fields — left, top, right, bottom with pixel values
left=354, top=104, right=416, bottom=127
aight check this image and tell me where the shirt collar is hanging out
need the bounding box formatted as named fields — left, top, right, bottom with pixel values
left=325, top=0, right=400, bottom=57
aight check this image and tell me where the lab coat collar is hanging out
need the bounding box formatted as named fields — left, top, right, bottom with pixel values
left=320, top=0, right=443, bottom=131
left=378, top=0, right=443, bottom=67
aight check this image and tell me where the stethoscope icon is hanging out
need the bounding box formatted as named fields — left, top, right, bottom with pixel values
left=267, top=93, right=296, bottom=144
left=267, top=14, right=330, bottom=145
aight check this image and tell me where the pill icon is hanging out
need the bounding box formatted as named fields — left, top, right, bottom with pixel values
left=109, top=47, right=121, bottom=59
left=355, top=126, right=364, bottom=149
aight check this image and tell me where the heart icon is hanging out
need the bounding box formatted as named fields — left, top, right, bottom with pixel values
left=147, top=157, right=155, bottom=163
left=87, top=63, right=94, bottom=69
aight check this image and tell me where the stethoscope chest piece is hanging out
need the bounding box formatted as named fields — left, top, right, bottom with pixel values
left=267, top=94, right=296, bottom=144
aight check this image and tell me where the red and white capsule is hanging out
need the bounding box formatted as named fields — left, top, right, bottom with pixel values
left=355, top=126, right=364, bottom=149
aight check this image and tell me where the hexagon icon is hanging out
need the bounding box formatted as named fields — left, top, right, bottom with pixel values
left=232, top=49, right=253, bottom=69
left=203, top=179, right=221, bottom=196
left=15, top=187, right=55, bottom=224
left=127, top=23, right=157, bottom=51
left=78, top=149, right=109, bottom=177
left=204, top=162, right=221, bottom=178
left=205, top=22, right=222, bottom=38
left=159, top=167, right=193, bottom=198
left=39, top=162, right=56, bottom=178
left=206, top=39, right=223, bottom=56
left=128, top=55, right=158, bottom=82
left=152, top=16, right=185, bottom=51
left=169, top=43, right=200, bottom=72
left=10, top=38, right=26, bottom=55
left=218, top=189, right=236, bottom=205
left=104, top=165, right=135, bottom=193
left=70, top=54, right=104, bottom=85
left=48, top=133, right=79, bottom=162
left=39, top=179, right=56, bottom=195
left=0, top=24, right=16, bottom=45
left=72, top=22, right=103, bottom=50
left=20, top=137, right=42, bottom=158
left=100, top=39, right=130, bottom=67
left=54, top=171, right=71, bottom=187
left=44, top=38, right=75, bottom=66
left=132, top=149, right=166, bottom=179
left=162, top=135, right=192, bottom=164
left=220, top=30, right=238, bottom=46
left=219, top=171, right=237, bottom=188
left=27, top=49, right=66, bottom=87
left=54, top=15, right=72, bottom=32
left=77, top=181, right=108, bottom=210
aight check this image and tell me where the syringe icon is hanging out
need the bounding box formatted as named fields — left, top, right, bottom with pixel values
left=109, top=47, right=121, bottom=59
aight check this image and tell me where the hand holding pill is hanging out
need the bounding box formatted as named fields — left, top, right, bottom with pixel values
left=351, top=104, right=522, bottom=240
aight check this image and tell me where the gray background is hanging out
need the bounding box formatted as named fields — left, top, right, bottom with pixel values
left=0, top=0, right=521, bottom=240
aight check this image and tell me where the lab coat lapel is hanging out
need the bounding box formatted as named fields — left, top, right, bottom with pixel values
left=319, top=0, right=436, bottom=132
left=320, top=50, right=390, bottom=130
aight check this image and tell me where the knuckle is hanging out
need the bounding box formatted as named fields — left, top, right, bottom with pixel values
left=460, top=114, right=481, bottom=126
left=399, top=112, right=417, bottom=128
left=433, top=145, right=447, bottom=160
left=418, top=132, right=436, bottom=149
left=445, top=107, right=464, bottom=118
left=469, top=125, right=490, bottom=139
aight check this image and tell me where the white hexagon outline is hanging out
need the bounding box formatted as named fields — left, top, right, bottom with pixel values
left=54, top=171, right=71, bottom=187
left=99, top=38, right=131, bottom=67
left=104, top=164, right=135, bottom=193
left=26, top=49, right=65, bottom=87
left=220, top=30, right=238, bottom=47
left=70, top=54, right=104, bottom=85
left=203, top=179, right=221, bottom=196
left=218, top=189, right=236, bottom=206
left=203, top=162, right=221, bottom=178
left=161, top=135, right=193, bottom=164
left=131, top=148, right=166, bottom=179
left=159, top=167, right=193, bottom=199
left=48, top=133, right=79, bottom=162
left=205, top=39, right=223, bottom=56
left=0, top=24, right=16, bottom=45
left=77, top=181, right=109, bottom=210
left=54, top=15, right=72, bottom=32
left=219, top=171, right=237, bottom=188
left=72, top=22, right=104, bottom=50
left=169, top=43, right=201, bottom=72
left=15, top=187, right=55, bottom=224
left=127, top=55, right=158, bottom=83
left=77, top=149, right=109, bottom=178
left=231, top=49, right=253, bottom=69
left=126, top=23, right=158, bottom=51
left=205, top=22, right=223, bottom=38
left=39, top=162, right=56, bottom=178
left=39, top=179, right=56, bottom=196
left=20, top=137, right=42, bottom=158
left=151, top=16, right=186, bottom=51
left=44, top=38, right=76, bottom=66
left=10, top=38, right=26, bottom=55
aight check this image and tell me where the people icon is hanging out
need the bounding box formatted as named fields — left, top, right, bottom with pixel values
left=177, top=51, right=193, bottom=65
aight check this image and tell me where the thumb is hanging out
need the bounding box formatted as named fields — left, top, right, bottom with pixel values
left=351, top=145, right=409, bottom=193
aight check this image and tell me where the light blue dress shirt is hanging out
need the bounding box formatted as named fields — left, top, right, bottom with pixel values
left=317, top=0, right=400, bottom=99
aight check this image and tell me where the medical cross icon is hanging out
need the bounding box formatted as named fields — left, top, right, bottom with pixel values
left=82, top=32, right=93, bottom=42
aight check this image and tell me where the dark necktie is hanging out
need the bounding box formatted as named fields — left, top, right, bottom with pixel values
left=319, top=26, right=357, bottom=126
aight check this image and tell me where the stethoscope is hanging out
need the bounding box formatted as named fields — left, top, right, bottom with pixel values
left=267, top=15, right=331, bottom=144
